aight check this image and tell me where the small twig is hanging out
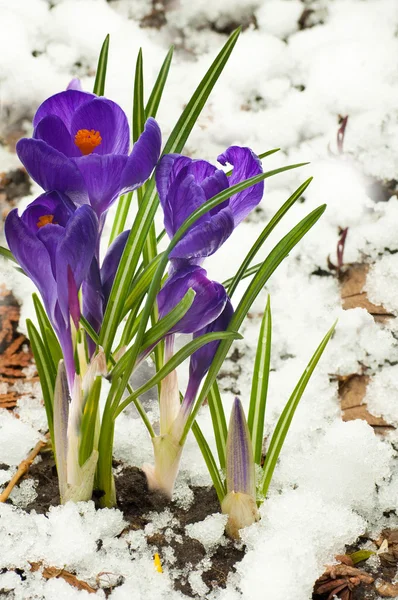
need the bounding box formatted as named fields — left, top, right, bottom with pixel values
left=0, top=434, right=49, bottom=502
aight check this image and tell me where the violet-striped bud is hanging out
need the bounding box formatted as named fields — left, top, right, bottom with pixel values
left=222, top=397, right=259, bottom=539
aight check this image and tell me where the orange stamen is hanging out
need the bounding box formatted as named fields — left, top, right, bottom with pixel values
left=37, top=214, right=56, bottom=228
left=74, top=129, right=102, bottom=155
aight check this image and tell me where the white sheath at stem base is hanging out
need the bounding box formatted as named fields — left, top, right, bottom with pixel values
left=221, top=491, right=260, bottom=540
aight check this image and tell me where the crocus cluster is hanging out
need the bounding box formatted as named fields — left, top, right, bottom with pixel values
left=5, top=81, right=265, bottom=514
left=143, top=147, right=264, bottom=496
left=5, top=85, right=161, bottom=500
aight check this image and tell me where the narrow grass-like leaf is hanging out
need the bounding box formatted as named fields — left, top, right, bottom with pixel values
left=26, top=320, right=55, bottom=443
left=110, top=288, right=195, bottom=380
left=0, top=246, right=17, bottom=263
left=99, top=28, right=242, bottom=356
left=260, top=321, right=336, bottom=499
left=108, top=192, right=134, bottom=246
left=133, top=48, right=145, bottom=143
left=227, top=178, right=313, bottom=297
left=192, top=420, right=226, bottom=503
left=207, top=383, right=228, bottom=469
left=93, top=34, right=110, bottom=96
left=222, top=263, right=261, bottom=288
left=145, top=46, right=174, bottom=118
left=182, top=205, right=326, bottom=443
left=248, top=296, right=272, bottom=464
left=123, top=253, right=164, bottom=317
left=114, top=331, right=241, bottom=417
left=32, top=293, right=62, bottom=370
left=79, top=376, right=102, bottom=467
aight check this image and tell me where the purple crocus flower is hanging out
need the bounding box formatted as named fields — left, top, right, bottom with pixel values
left=155, top=146, right=264, bottom=263
left=5, top=191, right=98, bottom=387
left=155, top=145, right=263, bottom=415
left=16, top=89, right=161, bottom=218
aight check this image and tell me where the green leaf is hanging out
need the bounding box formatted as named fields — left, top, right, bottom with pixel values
left=0, top=246, right=17, bottom=263
left=260, top=321, right=336, bottom=499
left=26, top=320, right=55, bottom=445
left=79, top=376, right=102, bottom=467
left=349, top=550, right=375, bottom=565
left=182, top=204, right=326, bottom=443
left=114, top=330, right=241, bottom=417
left=93, top=34, right=110, bottom=96
left=207, top=383, right=228, bottom=469
left=99, top=28, right=242, bottom=356
left=227, top=178, right=313, bottom=297
left=122, top=253, right=164, bottom=317
left=133, top=48, right=145, bottom=143
left=111, top=288, right=196, bottom=380
left=145, top=46, right=174, bottom=118
left=108, top=192, right=134, bottom=246
left=222, top=262, right=261, bottom=288
left=32, top=293, right=62, bottom=370
left=192, top=420, right=226, bottom=503
left=248, top=295, right=272, bottom=464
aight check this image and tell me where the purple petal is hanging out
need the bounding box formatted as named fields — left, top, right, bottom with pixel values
left=170, top=206, right=235, bottom=260
left=100, top=230, right=129, bottom=304
left=36, top=223, right=65, bottom=277
left=82, top=258, right=104, bottom=357
left=226, top=397, right=256, bottom=497
left=190, top=298, right=233, bottom=383
left=163, top=168, right=208, bottom=238
left=34, top=115, right=79, bottom=157
left=119, top=118, right=161, bottom=193
left=73, top=153, right=128, bottom=215
left=157, top=265, right=227, bottom=334
left=33, top=89, right=95, bottom=131
left=71, top=98, right=130, bottom=156
left=21, top=191, right=75, bottom=233
left=55, top=205, right=98, bottom=324
left=67, top=78, right=83, bottom=91
left=16, top=138, right=87, bottom=206
left=5, top=209, right=57, bottom=320
left=67, top=266, right=80, bottom=328
left=155, top=154, right=190, bottom=209
left=217, top=146, right=264, bottom=226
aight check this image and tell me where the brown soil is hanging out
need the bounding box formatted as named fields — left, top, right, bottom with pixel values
left=13, top=454, right=244, bottom=598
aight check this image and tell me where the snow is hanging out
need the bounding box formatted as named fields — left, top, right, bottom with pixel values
left=2, top=0, right=398, bottom=598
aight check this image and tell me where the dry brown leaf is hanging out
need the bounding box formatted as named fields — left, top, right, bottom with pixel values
left=337, top=373, right=393, bottom=432
left=340, top=263, right=393, bottom=317
left=0, top=286, right=37, bottom=410
left=29, top=562, right=96, bottom=594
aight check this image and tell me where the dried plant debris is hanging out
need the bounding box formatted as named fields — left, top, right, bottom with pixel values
left=314, top=561, right=374, bottom=600
left=0, top=286, right=36, bottom=410
left=337, top=373, right=393, bottom=434
left=340, top=263, right=393, bottom=322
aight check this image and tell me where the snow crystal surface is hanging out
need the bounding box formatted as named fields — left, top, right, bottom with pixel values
left=2, top=0, right=398, bottom=598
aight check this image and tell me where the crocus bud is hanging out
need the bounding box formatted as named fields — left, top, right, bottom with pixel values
left=222, top=397, right=259, bottom=539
